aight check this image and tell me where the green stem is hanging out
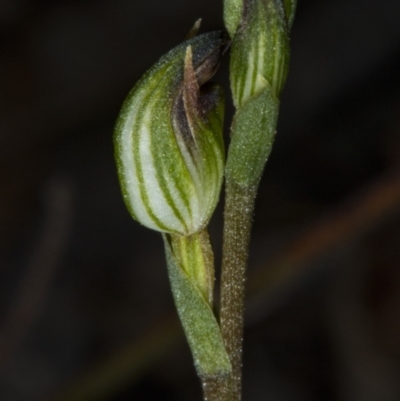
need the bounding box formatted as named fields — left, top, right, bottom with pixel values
left=220, top=180, right=257, bottom=401
left=219, top=83, right=279, bottom=401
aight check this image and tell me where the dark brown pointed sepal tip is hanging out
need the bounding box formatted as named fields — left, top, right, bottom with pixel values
left=183, top=46, right=202, bottom=132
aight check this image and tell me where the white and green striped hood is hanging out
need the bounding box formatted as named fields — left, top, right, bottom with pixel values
left=114, top=32, right=226, bottom=236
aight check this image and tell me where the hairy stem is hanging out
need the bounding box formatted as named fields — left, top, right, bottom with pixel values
left=201, top=374, right=233, bottom=401
left=220, top=180, right=257, bottom=401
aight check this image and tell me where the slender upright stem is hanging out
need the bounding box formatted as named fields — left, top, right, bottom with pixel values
left=220, top=179, right=257, bottom=401
left=201, top=374, right=233, bottom=401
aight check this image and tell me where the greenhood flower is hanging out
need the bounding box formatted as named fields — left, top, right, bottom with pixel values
left=114, top=32, right=227, bottom=236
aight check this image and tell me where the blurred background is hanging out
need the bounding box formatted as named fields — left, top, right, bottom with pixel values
left=1, top=0, right=400, bottom=400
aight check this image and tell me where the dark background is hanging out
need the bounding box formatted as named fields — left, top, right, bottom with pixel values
left=1, top=0, right=400, bottom=400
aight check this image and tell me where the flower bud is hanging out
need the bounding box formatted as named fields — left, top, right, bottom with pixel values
left=114, top=32, right=227, bottom=236
left=224, top=0, right=296, bottom=39
left=229, top=0, right=292, bottom=107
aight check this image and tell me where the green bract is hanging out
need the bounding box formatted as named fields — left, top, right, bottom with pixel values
left=163, top=234, right=231, bottom=378
left=114, top=32, right=226, bottom=236
left=224, top=0, right=244, bottom=38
